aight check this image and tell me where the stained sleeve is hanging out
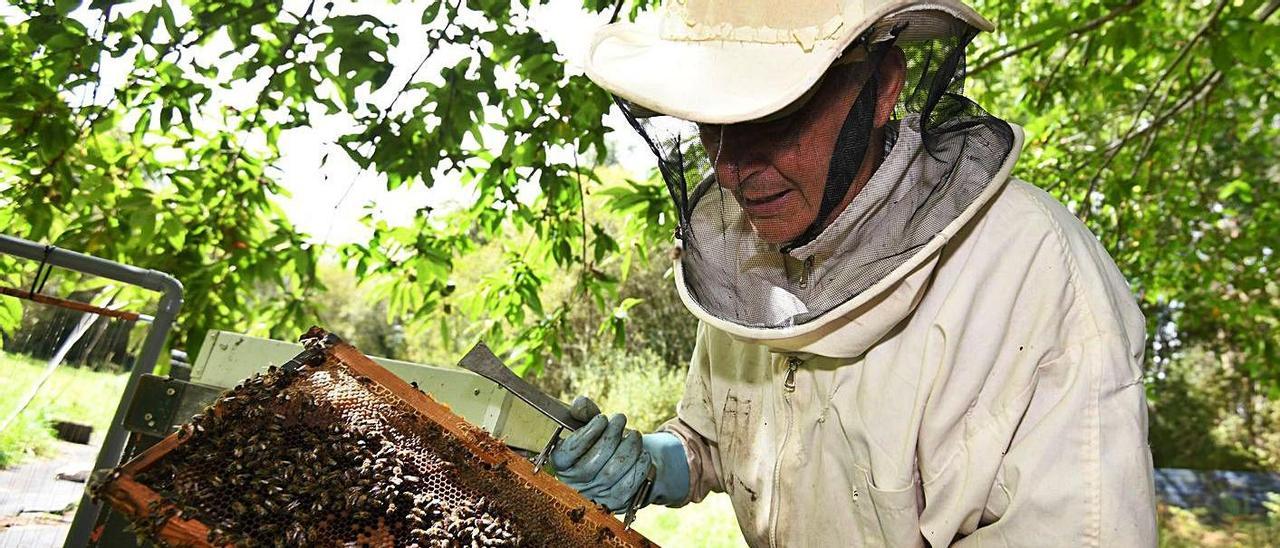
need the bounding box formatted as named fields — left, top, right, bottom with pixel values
left=938, top=333, right=1157, bottom=547
left=657, top=322, right=725, bottom=506
left=910, top=181, right=1156, bottom=546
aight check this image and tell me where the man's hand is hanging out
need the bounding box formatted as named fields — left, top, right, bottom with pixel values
left=550, top=396, right=690, bottom=512
left=550, top=396, right=653, bottom=512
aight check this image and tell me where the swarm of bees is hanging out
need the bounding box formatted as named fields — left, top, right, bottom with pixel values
left=119, top=363, right=524, bottom=547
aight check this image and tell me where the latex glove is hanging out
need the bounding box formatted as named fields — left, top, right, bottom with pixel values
left=550, top=396, right=690, bottom=512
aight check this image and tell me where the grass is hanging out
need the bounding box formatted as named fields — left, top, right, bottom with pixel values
left=0, top=349, right=129, bottom=468
left=624, top=494, right=1280, bottom=547
left=1159, top=503, right=1280, bottom=547
left=631, top=492, right=747, bottom=547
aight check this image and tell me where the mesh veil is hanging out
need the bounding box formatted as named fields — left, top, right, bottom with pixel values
left=616, top=11, right=1015, bottom=330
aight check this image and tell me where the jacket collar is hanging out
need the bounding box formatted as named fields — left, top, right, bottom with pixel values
left=674, top=120, right=1025, bottom=358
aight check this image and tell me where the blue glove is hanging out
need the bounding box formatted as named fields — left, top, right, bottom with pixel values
left=550, top=396, right=690, bottom=512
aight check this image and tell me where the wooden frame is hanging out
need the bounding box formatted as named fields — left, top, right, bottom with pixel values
left=92, top=335, right=657, bottom=547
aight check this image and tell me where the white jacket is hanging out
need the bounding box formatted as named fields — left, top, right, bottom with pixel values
left=662, top=124, right=1157, bottom=547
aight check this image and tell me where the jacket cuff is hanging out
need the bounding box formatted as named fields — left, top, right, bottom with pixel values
left=641, top=432, right=690, bottom=507
left=657, top=418, right=718, bottom=507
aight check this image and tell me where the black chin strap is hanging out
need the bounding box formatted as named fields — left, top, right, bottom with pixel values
left=782, top=26, right=904, bottom=254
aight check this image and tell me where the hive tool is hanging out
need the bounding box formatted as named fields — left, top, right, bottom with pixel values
left=459, top=342, right=655, bottom=529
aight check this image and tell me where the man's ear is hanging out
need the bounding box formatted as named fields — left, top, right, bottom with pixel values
left=873, top=46, right=907, bottom=128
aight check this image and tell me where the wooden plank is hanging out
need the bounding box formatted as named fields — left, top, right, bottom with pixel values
left=0, top=285, right=142, bottom=322
left=96, top=477, right=212, bottom=547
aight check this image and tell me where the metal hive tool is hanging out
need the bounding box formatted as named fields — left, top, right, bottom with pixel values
left=90, top=327, right=657, bottom=547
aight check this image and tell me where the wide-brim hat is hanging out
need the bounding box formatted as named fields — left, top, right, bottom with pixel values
left=584, top=0, right=993, bottom=125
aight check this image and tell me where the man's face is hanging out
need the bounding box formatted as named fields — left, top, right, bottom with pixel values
left=698, top=52, right=904, bottom=244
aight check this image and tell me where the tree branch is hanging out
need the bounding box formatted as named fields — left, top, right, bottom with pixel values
left=29, top=11, right=224, bottom=188
left=1260, top=0, right=1280, bottom=21
left=1098, top=0, right=1279, bottom=157
left=573, top=149, right=592, bottom=357
left=1078, top=0, right=1231, bottom=221
left=1132, top=70, right=1223, bottom=148
left=969, top=0, right=1142, bottom=77
left=318, top=0, right=462, bottom=249
left=1032, top=38, right=1083, bottom=109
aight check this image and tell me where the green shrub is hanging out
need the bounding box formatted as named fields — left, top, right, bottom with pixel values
left=607, top=262, right=699, bottom=371
left=1158, top=504, right=1280, bottom=547
left=1265, top=492, right=1280, bottom=522
left=561, top=348, right=685, bottom=432
left=0, top=411, right=56, bottom=469
left=1148, top=347, right=1280, bottom=470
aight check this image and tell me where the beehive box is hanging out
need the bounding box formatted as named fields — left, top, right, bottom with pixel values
left=91, top=328, right=656, bottom=547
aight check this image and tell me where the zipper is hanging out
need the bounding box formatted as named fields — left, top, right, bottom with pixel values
left=769, top=355, right=803, bottom=548
left=797, top=256, right=814, bottom=289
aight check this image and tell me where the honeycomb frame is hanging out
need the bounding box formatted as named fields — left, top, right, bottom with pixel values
left=92, top=328, right=658, bottom=547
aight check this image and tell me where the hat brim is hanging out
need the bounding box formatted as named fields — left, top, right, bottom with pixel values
left=584, top=0, right=993, bottom=125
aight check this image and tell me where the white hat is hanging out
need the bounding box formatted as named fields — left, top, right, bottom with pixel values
left=584, top=0, right=993, bottom=124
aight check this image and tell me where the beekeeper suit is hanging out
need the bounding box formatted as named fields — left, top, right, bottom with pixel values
left=550, top=0, right=1158, bottom=546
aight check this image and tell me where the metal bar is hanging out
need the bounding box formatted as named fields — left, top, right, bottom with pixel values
left=458, top=343, right=586, bottom=431
left=120, top=375, right=223, bottom=438
left=0, top=285, right=145, bottom=322
left=624, top=473, right=655, bottom=529
left=531, top=425, right=564, bottom=474
left=0, top=234, right=183, bottom=548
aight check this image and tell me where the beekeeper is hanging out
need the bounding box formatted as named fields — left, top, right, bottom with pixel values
left=551, top=0, right=1157, bottom=545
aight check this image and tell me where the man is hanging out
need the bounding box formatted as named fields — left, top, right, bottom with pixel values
left=551, top=0, right=1157, bottom=545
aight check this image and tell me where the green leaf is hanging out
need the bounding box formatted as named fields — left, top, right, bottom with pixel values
left=55, top=0, right=81, bottom=17
left=0, top=297, right=23, bottom=341
left=421, top=1, right=443, bottom=25
left=1218, top=180, right=1252, bottom=203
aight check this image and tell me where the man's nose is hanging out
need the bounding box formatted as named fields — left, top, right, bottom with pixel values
left=714, top=125, right=774, bottom=190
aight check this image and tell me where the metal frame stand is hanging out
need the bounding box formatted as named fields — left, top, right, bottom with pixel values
left=0, top=234, right=183, bottom=548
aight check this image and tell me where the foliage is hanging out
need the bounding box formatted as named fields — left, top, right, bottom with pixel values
left=599, top=260, right=697, bottom=370
left=632, top=493, right=748, bottom=548
left=1, top=1, right=323, bottom=354
left=309, top=265, right=407, bottom=360
left=557, top=346, right=683, bottom=432
left=1158, top=504, right=1280, bottom=547
left=0, top=0, right=665, bottom=367
left=969, top=0, right=1280, bottom=390
left=0, top=296, right=21, bottom=348
left=1147, top=347, right=1280, bottom=471
left=0, top=0, right=1276, bottom=398
left=0, top=349, right=129, bottom=468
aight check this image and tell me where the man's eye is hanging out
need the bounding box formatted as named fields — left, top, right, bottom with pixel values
left=698, top=126, right=723, bottom=157
left=760, top=114, right=801, bottom=136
